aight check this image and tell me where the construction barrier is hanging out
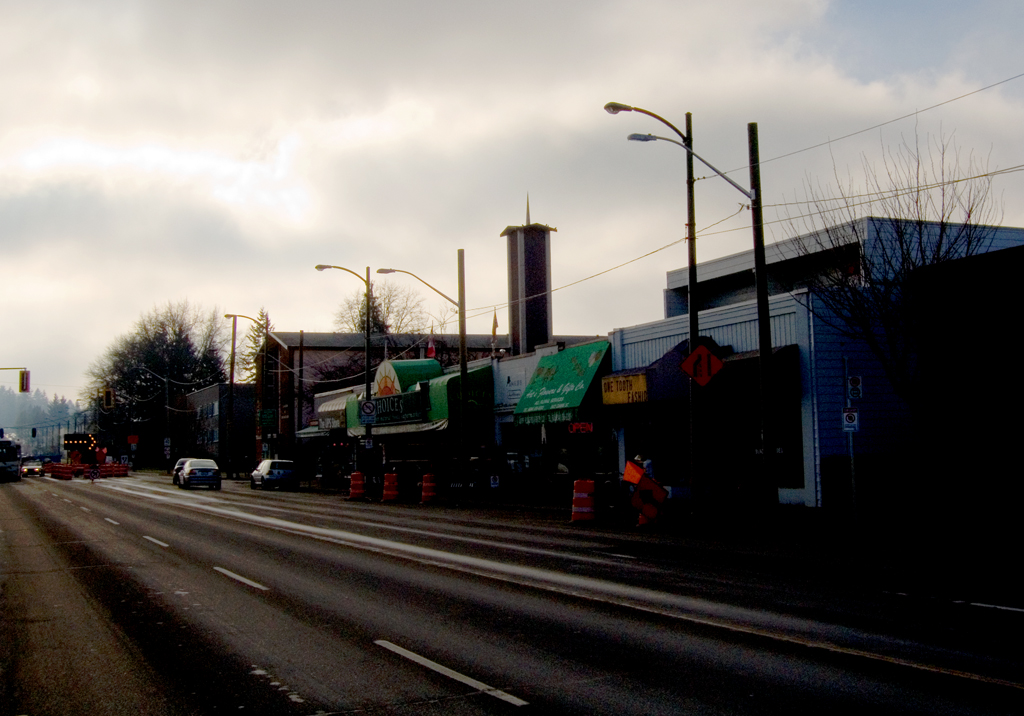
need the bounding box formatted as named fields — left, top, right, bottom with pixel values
left=382, top=472, right=399, bottom=502
left=349, top=471, right=365, bottom=500
left=42, top=462, right=129, bottom=479
left=421, top=473, right=436, bottom=504
left=47, top=463, right=74, bottom=480
left=571, top=479, right=596, bottom=522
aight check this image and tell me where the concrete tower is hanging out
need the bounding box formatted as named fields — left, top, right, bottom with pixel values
left=500, top=197, right=556, bottom=355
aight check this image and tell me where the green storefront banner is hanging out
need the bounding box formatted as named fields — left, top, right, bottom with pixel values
left=514, top=341, right=610, bottom=424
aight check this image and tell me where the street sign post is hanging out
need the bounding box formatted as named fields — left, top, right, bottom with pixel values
left=842, top=406, right=859, bottom=432
left=847, top=375, right=863, bottom=400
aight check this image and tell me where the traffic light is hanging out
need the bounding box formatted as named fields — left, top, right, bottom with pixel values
left=102, top=387, right=115, bottom=410
left=18, top=370, right=30, bottom=393
left=32, top=428, right=37, bottom=438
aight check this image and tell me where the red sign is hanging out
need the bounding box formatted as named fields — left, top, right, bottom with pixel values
left=568, top=422, right=593, bottom=434
left=680, top=344, right=724, bottom=386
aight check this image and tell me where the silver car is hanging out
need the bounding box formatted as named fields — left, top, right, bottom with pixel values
left=250, top=459, right=298, bottom=491
left=178, top=458, right=221, bottom=490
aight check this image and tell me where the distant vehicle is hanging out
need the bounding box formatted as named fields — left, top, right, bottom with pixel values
left=21, top=460, right=43, bottom=477
left=171, top=457, right=196, bottom=486
left=250, top=460, right=298, bottom=491
left=0, top=439, right=22, bottom=483
left=178, top=459, right=221, bottom=490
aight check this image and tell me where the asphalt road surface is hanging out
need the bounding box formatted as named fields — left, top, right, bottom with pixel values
left=2, top=474, right=1022, bottom=715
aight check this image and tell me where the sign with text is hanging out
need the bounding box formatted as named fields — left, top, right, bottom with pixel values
left=602, top=373, right=648, bottom=404
left=370, top=391, right=427, bottom=426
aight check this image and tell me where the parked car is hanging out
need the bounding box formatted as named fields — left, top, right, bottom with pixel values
left=21, top=460, right=44, bottom=477
left=178, top=458, right=221, bottom=490
left=172, top=457, right=196, bottom=486
left=250, top=459, right=298, bottom=491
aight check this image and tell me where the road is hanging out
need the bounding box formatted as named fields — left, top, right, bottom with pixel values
left=1, top=474, right=1022, bottom=715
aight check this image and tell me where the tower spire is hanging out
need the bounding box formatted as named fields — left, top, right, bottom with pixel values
left=526, top=193, right=530, bottom=225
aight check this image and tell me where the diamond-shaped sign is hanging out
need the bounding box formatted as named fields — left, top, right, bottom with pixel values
left=680, top=344, right=724, bottom=386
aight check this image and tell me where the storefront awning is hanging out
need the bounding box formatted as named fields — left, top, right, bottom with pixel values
left=347, top=419, right=449, bottom=437
left=346, top=363, right=493, bottom=433
left=317, top=392, right=358, bottom=429
left=514, top=341, right=610, bottom=425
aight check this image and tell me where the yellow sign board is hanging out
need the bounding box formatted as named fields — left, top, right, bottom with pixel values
left=602, top=373, right=648, bottom=404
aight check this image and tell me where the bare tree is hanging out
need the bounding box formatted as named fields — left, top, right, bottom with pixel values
left=333, top=280, right=428, bottom=335
left=427, top=301, right=459, bottom=334
left=786, top=131, right=1002, bottom=402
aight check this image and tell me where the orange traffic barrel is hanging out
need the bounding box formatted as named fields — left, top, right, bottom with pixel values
left=382, top=472, right=399, bottom=502
left=571, top=479, right=596, bottom=522
left=349, top=471, right=366, bottom=500
left=421, top=473, right=437, bottom=504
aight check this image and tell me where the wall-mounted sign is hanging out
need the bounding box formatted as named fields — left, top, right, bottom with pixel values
left=602, top=373, right=648, bottom=404
left=371, top=390, right=427, bottom=426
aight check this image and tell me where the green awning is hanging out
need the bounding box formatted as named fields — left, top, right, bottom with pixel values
left=374, top=359, right=443, bottom=395
left=514, top=341, right=610, bottom=424
left=347, top=364, right=493, bottom=435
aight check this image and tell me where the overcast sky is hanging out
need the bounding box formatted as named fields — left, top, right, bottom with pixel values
left=2, top=0, right=1022, bottom=401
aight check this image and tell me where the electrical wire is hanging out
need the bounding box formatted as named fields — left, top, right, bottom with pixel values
left=713, top=70, right=1024, bottom=178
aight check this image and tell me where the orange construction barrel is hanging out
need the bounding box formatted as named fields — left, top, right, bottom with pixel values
left=349, top=471, right=365, bottom=500
left=571, top=479, right=596, bottom=522
left=421, top=473, right=437, bottom=504
left=382, top=472, right=399, bottom=502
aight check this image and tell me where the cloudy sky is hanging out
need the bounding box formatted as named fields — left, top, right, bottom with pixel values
left=2, top=0, right=1022, bottom=401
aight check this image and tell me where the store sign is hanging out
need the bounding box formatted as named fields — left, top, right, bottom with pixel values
left=568, top=422, right=594, bottom=434
left=602, top=373, right=648, bottom=404
left=372, top=391, right=427, bottom=425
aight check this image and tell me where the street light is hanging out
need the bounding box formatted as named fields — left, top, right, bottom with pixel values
left=377, top=248, right=467, bottom=479
left=607, top=101, right=773, bottom=506
left=223, top=313, right=267, bottom=478
left=315, top=265, right=374, bottom=471
left=606, top=103, right=701, bottom=500
left=605, top=103, right=699, bottom=342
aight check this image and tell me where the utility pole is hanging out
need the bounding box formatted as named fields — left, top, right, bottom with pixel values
left=749, top=122, right=774, bottom=506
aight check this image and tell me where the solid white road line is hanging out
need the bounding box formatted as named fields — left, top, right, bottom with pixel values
left=143, top=535, right=169, bottom=547
left=213, top=566, right=270, bottom=591
left=105, top=518, right=120, bottom=525
left=374, top=640, right=528, bottom=707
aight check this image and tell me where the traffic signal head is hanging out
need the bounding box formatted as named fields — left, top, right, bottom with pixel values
left=18, top=370, right=30, bottom=393
left=102, top=388, right=115, bottom=410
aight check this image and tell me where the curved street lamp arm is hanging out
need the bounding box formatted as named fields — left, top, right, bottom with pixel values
left=605, top=102, right=688, bottom=145
left=629, top=133, right=753, bottom=201
left=376, top=268, right=457, bottom=306
left=315, top=264, right=369, bottom=286
left=224, top=313, right=264, bottom=326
